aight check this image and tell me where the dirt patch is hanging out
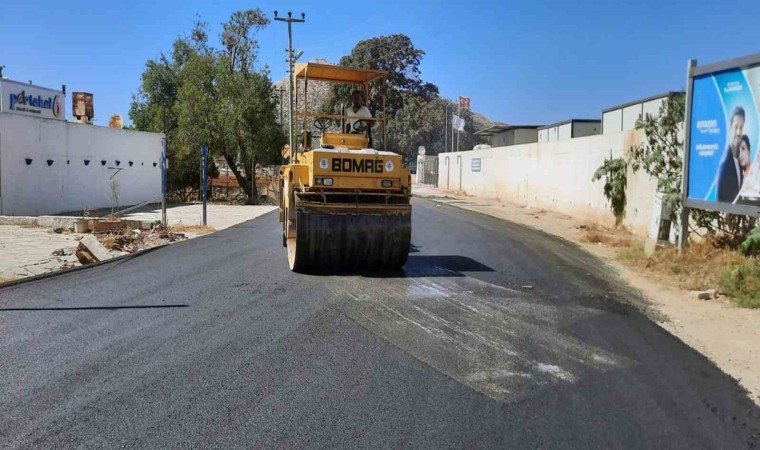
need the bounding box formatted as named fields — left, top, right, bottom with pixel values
left=579, top=227, right=633, bottom=248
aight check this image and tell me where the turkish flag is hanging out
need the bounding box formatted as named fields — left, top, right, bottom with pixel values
left=459, top=96, right=470, bottom=109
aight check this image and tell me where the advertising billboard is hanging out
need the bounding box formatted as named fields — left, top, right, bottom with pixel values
left=686, top=57, right=760, bottom=215
left=0, top=79, right=65, bottom=121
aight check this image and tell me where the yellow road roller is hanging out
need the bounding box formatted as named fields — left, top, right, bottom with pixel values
left=279, top=63, right=411, bottom=272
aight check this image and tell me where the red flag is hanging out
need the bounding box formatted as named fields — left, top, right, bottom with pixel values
left=459, top=96, right=470, bottom=109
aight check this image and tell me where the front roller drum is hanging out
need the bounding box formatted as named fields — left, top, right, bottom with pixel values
left=287, top=208, right=411, bottom=272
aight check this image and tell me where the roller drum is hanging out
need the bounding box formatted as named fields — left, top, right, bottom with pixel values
left=288, top=207, right=411, bottom=272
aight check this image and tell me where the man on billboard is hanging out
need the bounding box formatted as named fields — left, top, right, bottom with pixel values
left=716, top=106, right=745, bottom=202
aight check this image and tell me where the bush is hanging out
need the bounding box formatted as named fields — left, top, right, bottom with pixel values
left=718, top=261, right=760, bottom=308
left=740, top=226, right=760, bottom=257
left=591, top=156, right=627, bottom=225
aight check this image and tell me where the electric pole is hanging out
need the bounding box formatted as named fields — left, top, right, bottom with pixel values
left=274, top=11, right=305, bottom=163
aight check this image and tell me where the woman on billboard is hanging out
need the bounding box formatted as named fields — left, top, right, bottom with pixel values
left=735, top=134, right=760, bottom=206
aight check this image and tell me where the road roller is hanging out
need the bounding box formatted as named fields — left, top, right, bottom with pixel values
left=279, top=62, right=412, bottom=272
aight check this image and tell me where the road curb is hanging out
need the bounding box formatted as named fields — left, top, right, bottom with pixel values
left=0, top=244, right=170, bottom=291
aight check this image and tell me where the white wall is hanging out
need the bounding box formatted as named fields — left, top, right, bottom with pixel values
left=0, top=114, right=163, bottom=216
left=436, top=129, right=658, bottom=236
left=602, top=109, right=622, bottom=134
left=538, top=129, right=548, bottom=142
left=572, top=121, right=600, bottom=138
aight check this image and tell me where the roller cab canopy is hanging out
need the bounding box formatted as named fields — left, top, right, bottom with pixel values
left=294, top=63, right=387, bottom=84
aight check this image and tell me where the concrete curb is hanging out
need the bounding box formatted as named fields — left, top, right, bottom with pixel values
left=0, top=244, right=170, bottom=291
left=0, top=215, right=81, bottom=229
left=0, top=216, right=39, bottom=226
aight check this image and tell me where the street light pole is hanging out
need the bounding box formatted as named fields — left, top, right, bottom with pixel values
left=274, top=11, right=305, bottom=163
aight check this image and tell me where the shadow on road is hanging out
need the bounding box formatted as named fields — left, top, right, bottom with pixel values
left=0, top=304, right=189, bottom=312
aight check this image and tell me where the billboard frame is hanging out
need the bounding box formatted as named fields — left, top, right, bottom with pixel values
left=681, top=53, right=760, bottom=217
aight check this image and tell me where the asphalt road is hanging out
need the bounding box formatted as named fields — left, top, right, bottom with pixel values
left=1, top=198, right=759, bottom=448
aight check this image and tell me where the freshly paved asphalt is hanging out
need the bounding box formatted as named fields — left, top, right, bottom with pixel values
left=1, top=198, right=759, bottom=448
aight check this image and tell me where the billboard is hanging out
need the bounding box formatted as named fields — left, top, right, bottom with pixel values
left=686, top=58, right=760, bottom=214
left=0, top=79, right=65, bottom=121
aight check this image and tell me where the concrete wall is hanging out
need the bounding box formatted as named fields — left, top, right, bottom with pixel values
left=538, top=129, right=548, bottom=142
left=437, top=129, right=658, bottom=236
left=572, top=121, right=600, bottom=138
left=0, top=113, right=163, bottom=216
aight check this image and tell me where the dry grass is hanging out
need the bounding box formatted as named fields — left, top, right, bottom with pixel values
left=579, top=227, right=632, bottom=248
left=168, top=225, right=216, bottom=235
left=616, top=240, right=749, bottom=292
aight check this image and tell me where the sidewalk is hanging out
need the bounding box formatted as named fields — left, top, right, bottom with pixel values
left=0, top=226, right=80, bottom=282
left=122, top=203, right=276, bottom=231
left=0, top=204, right=276, bottom=284
left=413, top=184, right=760, bottom=406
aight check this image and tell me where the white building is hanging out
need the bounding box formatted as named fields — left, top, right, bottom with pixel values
left=538, top=119, right=601, bottom=142
left=602, top=91, right=684, bottom=134
left=0, top=79, right=164, bottom=216
left=473, top=124, right=541, bottom=147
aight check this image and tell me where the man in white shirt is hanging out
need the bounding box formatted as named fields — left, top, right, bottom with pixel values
left=346, top=89, right=372, bottom=133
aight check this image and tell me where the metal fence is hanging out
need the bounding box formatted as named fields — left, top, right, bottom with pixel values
left=417, top=156, right=439, bottom=186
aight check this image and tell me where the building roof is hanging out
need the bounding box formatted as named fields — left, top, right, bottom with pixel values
left=474, top=124, right=541, bottom=136
left=294, top=63, right=386, bottom=84
left=537, top=119, right=601, bottom=130
left=602, top=91, right=684, bottom=113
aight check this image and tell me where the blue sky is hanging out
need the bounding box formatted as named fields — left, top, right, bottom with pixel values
left=2, top=0, right=759, bottom=127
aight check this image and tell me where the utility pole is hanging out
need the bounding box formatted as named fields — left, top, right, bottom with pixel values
left=274, top=11, right=305, bottom=163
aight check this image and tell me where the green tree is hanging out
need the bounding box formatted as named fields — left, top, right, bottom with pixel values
left=326, top=34, right=483, bottom=162
left=130, top=10, right=285, bottom=204
left=329, top=34, right=436, bottom=117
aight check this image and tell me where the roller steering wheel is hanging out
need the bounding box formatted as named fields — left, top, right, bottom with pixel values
left=313, top=117, right=332, bottom=135
left=351, top=119, right=369, bottom=134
